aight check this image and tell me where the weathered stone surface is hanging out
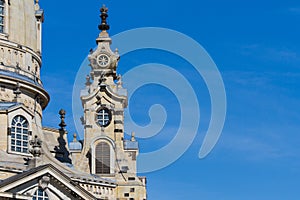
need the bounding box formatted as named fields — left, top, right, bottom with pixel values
left=0, top=3, right=147, bottom=200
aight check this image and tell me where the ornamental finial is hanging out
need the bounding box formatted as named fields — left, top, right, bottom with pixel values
left=73, top=133, right=77, bottom=142
left=35, top=0, right=40, bottom=11
left=13, top=82, right=21, bottom=101
left=59, top=109, right=67, bottom=130
left=98, top=5, right=110, bottom=31
left=131, top=132, right=136, bottom=142
left=29, top=135, right=42, bottom=157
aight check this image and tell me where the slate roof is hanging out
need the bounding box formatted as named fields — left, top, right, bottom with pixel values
left=0, top=102, right=21, bottom=111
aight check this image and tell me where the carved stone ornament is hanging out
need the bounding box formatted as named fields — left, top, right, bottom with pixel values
left=39, top=175, right=50, bottom=189
left=29, top=135, right=42, bottom=157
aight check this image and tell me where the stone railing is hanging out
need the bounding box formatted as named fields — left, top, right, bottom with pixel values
left=79, top=183, right=115, bottom=199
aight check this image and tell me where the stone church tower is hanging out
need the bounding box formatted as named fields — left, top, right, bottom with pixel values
left=70, top=5, right=147, bottom=199
left=0, top=2, right=147, bottom=200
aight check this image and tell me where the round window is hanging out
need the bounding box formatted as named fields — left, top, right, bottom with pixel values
left=96, top=108, right=111, bottom=127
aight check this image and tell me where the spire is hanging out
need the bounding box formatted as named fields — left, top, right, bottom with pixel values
left=98, top=5, right=110, bottom=31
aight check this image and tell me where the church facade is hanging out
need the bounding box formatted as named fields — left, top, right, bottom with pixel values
left=0, top=1, right=147, bottom=199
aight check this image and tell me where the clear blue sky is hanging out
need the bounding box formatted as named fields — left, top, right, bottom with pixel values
left=40, top=0, right=300, bottom=199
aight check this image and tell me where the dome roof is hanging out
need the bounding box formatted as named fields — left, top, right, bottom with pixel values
left=69, top=141, right=82, bottom=151
left=69, top=134, right=82, bottom=151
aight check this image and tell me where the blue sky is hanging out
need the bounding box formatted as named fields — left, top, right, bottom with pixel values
left=40, top=0, right=300, bottom=199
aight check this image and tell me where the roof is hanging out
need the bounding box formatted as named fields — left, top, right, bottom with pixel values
left=0, top=164, right=98, bottom=200
left=0, top=150, right=27, bottom=172
left=40, top=129, right=116, bottom=185
left=0, top=102, right=21, bottom=111
left=0, top=69, right=43, bottom=87
left=124, top=140, right=139, bottom=150
left=0, top=164, right=48, bottom=188
left=69, top=141, right=82, bottom=151
left=0, top=192, right=30, bottom=199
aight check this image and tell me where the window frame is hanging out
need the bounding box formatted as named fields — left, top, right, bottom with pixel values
left=10, top=115, right=29, bottom=153
left=91, top=137, right=115, bottom=175
left=0, top=0, right=4, bottom=34
left=32, top=188, right=49, bottom=200
left=7, top=113, right=32, bottom=156
left=95, top=142, right=110, bottom=174
left=95, top=107, right=112, bottom=127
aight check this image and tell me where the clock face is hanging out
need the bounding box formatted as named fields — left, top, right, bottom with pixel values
left=96, top=107, right=111, bottom=127
left=97, top=54, right=110, bottom=67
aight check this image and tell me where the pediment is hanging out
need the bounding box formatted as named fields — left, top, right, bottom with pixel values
left=0, top=102, right=34, bottom=118
left=81, top=85, right=127, bottom=108
left=8, top=104, right=34, bottom=117
left=0, top=164, right=96, bottom=200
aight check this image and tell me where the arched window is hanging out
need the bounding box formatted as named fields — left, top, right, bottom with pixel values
left=0, top=0, right=4, bottom=33
left=32, top=188, right=49, bottom=200
left=95, top=142, right=110, bottom=174
left=11, top=115, right=29, bottom=153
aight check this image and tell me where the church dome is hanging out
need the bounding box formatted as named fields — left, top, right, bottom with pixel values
left=0, top=0, right=49, bottom=115
left=6, top=0, right=41, bottom=52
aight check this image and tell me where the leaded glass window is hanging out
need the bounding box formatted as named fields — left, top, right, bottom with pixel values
left=0, top=0, right=4, bottom=33
left=11, top=115, right=29, bottom=153
left=96, top=108, right=111, bottom=127
left=32, top=188, right=49, bottom=200
left=95, top=142, right=110, bottom=174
